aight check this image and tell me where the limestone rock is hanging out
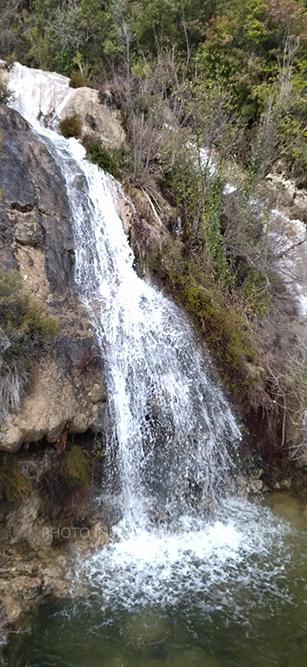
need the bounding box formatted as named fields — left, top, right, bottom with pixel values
left=248, top=478, right=264, bottom=494
left=0, top=487, right=110, bottom=626
left=14, top=217, right=43, bottom=247
left=0, top=105, right=106, bottom=452
left=58, top=86, right=126, bottom=149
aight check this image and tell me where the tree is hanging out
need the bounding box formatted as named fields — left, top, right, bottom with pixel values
left=129, top=0, right=217, bottom=56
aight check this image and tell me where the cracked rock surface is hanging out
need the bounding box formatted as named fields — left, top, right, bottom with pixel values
left=0, top=106, right=107, bottom=452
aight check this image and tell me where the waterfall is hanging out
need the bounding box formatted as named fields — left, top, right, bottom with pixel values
left=7, top=62, right=240, bottom=533
left=63, top=149, right=241, bottom=530
left=4, top=63, right=294, bottom=619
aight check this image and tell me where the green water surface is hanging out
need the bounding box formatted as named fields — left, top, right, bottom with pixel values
left=3, top=493, right=307, bottom=667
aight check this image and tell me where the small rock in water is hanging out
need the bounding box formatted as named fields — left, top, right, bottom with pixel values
left=248, top=479, right=264, bottom=494
left=280, top=479, right=292, bottom=490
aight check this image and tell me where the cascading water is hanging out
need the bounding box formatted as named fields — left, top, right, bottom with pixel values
left=5, top=63, right=298, bottom=623
left=7, top=62, right=240, bottom=529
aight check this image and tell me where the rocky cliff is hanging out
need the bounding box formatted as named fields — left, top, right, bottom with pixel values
left=0, top=106, right=106, bottom=452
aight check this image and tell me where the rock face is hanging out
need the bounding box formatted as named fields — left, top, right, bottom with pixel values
left=58, top=86, right=126, bottom=149
left=0, top=450, right=109, bottom=625
left=0, top=106, right=106, bottom=452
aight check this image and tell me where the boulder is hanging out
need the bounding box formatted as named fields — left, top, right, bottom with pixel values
left=58, top=86, right=126, bottom=149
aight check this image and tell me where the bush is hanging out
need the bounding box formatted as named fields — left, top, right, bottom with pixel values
left=148, top=243, right=258, bottom=394
left=0, top=271, right=58, bottom=344
left=70, top=69, right=88, bottom=88
left=242, top=268, right=271, bottom=316
left=0, top=271, right=58, bottom=420
left=86, top=141, right=119, bottom=175
left=0, top=74, right=11, bottom=105
left=85, top=141, right=131, bottom=178
left=0, top=459, right=32, bottom=502
left=59, top=114, right=82, bottom=138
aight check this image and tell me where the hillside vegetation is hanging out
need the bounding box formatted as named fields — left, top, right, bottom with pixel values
left=1, top=1, right=306, bottom=180
left=0, top=1, right=306, bottom=462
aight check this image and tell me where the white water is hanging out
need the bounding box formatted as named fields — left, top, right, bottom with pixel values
left=6, top=62, right=294, bottom=616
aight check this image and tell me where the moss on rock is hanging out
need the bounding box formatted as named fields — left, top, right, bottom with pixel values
left=0, top=459, right=33, bottom=502
left=65, top=444, right=91, bottom=487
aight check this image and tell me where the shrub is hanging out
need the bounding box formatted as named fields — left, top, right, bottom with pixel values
left=0, top=271, right=58, bottom=420
left=0, top=459, right=32, bottom=502
left=86, top=141, right=119, bottom=175
left=0, top=73, right=11, bottom=105
left=85, top=141, right=131, bottom=179
left=59, top=114, right=82, bottom=138
left=242, top=268, right=271, bottom=316
left=0, top=271, right=58, bottom=344
left=148, top=244, right=258, bottom=393
left=70, top=69, right=88, bottom=88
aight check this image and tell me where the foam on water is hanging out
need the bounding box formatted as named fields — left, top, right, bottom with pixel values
left=78, top=497, right=291, bottom=619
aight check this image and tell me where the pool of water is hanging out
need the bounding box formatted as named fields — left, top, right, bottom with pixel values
left=3, top=493, right=307, bottom=667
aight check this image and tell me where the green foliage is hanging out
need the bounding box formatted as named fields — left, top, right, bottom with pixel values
left=0, top=271, right=58, bottom=346
left=129, top=0, right=215, bottom=55
left=0, top=459, right=32, bottom=502
left=242, top=268, right=271, bottom=316
left=85, top=141, right=132, bottom=179
left=149, top=243, right=257, bottom=391
left=65, top=445, right=91, bottom=487
left=196, top=0, right=306, bottom=123
left=59, top=114, right=82, bottom=139
left=70, top=69, right=88, bottom=89
left=0, top=271, right=58, bottom=417
left=0, top=1, right=304, bottom=393
left=200, top=179, right=234, bottom=290
left=0, top=74, right=11, bottom=105
left=86, top=142, right=120, bottom=177
left=21, top=0, right=123, bottom=74
left=165, top=159, right=203, bottom=231
left=1, top=0, right=305, bottom=177
left=279, top=114, right=307, bottom=182
left=166, top=157, right=234, bottom=290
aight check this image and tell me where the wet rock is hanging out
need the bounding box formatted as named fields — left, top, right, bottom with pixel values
left=248, top=478, right=264, bottom=494
left=0, top=601, right=10, bottom=646
left=280, top=479, right=292, bottom=491
left=0, top=106, right=107, bottom=452
left=0, top=489, right=110, bottom=627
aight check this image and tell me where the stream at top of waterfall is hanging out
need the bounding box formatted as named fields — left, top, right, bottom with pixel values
left=1, top=62, right=306, bottom=667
